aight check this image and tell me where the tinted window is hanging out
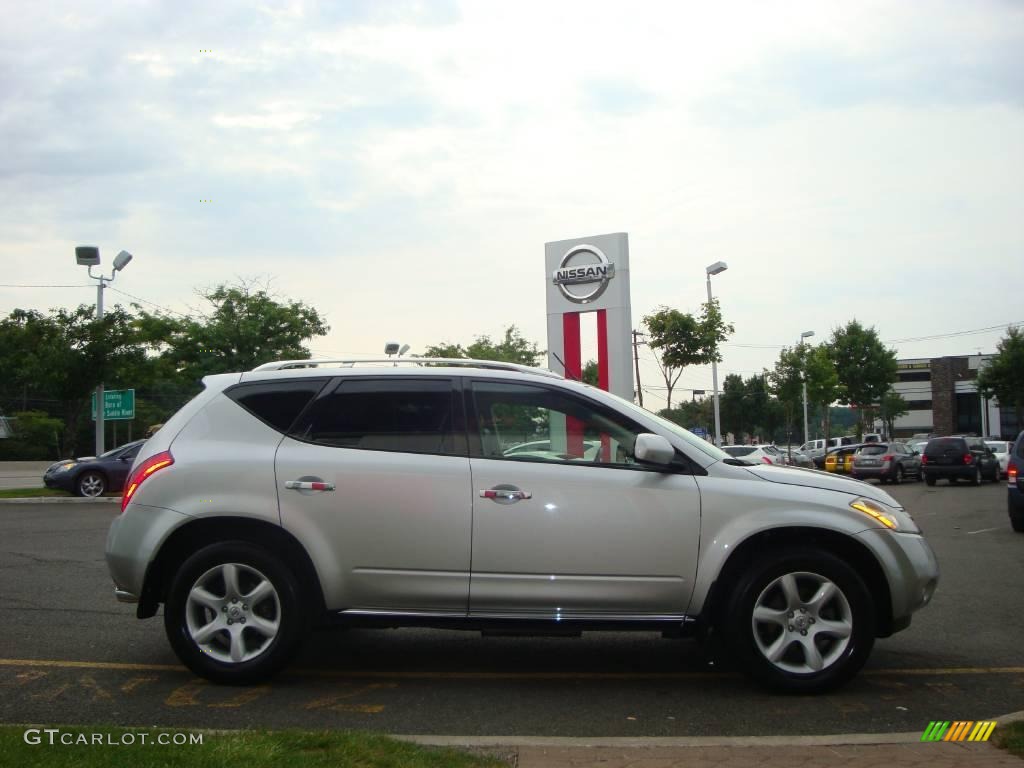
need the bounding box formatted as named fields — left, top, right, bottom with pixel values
left=228, top=379, right=326, bottom=433
left=295, top=378, right=458, bottom=456
left=859, top=445, right=888, bottom=456
left=925, top=437, right=967, bottom=455
left=470, top=381, right=651, bottom=468
left=725, top=446, right=757, bottom=457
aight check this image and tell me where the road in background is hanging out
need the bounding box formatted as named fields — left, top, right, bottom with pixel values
left=0, top=461, right=49, bottom=490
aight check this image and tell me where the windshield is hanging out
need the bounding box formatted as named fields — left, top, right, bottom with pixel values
left=595, top=388, right=732, bottom=461
left=724, top=446, right=757, bottom=457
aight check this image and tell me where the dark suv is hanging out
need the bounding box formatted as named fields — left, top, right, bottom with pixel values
left=1008, top=430, right=1024, bottom=532
left=921, top=436, right=1000, bottom=486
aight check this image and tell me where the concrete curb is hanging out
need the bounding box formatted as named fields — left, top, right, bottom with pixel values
left=396, top=708, right=1024, bottom=749
left=0, top=496, right=117, bottom=504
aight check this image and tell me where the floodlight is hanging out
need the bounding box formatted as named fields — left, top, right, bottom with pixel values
left=76, top=246, right=101, bottom=266
left=112, top=250, right=133, bottom=271
left=705, top=261, right=728, bottom=276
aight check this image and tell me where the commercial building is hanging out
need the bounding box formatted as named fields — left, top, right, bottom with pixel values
left=889, top=355, right=1018, bottom=439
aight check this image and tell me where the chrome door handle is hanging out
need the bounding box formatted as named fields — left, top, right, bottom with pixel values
left=285, top=480, right=335, bottom=491
left=479, top=488, right=532, bottom=502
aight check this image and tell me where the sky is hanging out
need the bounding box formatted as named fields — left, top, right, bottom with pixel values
left=2, top=0, right=1022, bottom=412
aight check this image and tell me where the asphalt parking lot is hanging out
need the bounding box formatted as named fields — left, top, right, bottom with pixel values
left=1, top=480, right=1021, bottom=737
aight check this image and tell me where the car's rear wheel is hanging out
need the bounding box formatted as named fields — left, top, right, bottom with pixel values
left=76, top=471, right=106, bottom=497
left=1011, top=508, right=1024, bottom=533
left=971, top=467, right=982, bottom=486
left=892, top=465, right=903, bottom=485
left=164, top=541, right=308, bottom=684
left=722, top=549, right=875, bottom=694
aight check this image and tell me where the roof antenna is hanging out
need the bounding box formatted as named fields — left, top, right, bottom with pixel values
left=550, top=351, right=580, bottom=382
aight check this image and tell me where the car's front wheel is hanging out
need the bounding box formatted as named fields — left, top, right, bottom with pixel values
left=164, top=541, right=308, bottom=685
left=722, top=549, right=875, bottom=694
left=76, top=471, right=106, bottom=497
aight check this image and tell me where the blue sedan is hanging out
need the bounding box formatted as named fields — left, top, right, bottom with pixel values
left=43, top=439, right=145, bottom=497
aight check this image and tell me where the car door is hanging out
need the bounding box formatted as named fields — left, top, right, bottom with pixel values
left=465, top=378, right=702, bottom=618
left=275, top=376, right=472, bottom=614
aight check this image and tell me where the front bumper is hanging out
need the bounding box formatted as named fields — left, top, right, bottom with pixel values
left=43, top=472, right=74, bottom=492
left=856, top=528, right=939, bottom=632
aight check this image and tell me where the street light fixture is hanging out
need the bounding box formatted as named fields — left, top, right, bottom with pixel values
left=705, top=261, right=728, bottom=446
left=800, top=330, right=815, bottom=445
left=76, top=246, right=134, bottom=457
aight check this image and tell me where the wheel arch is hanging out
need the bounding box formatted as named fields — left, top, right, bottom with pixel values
left=138, top=516, right=326, bottom=621
left=701, top=526, right=896, bottom=638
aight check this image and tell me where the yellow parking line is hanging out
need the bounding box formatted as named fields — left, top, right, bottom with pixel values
left=1, top=658, right=1022, bottom=679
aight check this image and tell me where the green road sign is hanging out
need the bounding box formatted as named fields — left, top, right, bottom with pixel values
left=91, top=389, right=135, bottom=421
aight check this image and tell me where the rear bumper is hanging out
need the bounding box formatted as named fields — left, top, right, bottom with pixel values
left=852, top=466, right=895, bottom=480
left=922, top=464, right=975, bottom=480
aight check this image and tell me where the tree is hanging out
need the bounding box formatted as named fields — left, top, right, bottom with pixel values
left=422, top=325, right=544, bottom=367
left=643, top=300, right=734, bottom=410
left=582, top=360, right=599, bottom=386
left=719, top=373, right=748, bottom=441
left=977, top=326, right=1024, bottom=432
left=769, top=345, right=806, bottom=449
left=805, top=345, right=840, bottom=442
left=0, top=305, right=146, bottom=455
left=879, top=391, right=908, bottom=439
left=828, top=320, right=897, bottom=438
left=136, top=282, right=329, bottom=383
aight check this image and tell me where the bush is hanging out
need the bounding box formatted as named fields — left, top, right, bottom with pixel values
left=0, top=410, right=64, bottom=460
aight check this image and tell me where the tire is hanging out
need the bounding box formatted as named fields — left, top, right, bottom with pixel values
left=925, top=475, right=936, bottom=487
left=971, top=467, right=982, bottom=486
left=76, top=471, right=106, bottom=497
left=891, top=465, right=903, bottom=485
left=164, top=541, right=309, bottom=685
left=1011, top=508, right=1024, bottom=533
left=720, top=548, right=875, bottom=694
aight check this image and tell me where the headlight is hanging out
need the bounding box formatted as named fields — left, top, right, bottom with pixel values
left=850, top=497, right=919, bottom=533
left=54, top=463, right=77, bottom=473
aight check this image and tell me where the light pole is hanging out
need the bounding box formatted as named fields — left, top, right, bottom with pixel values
left=800, top=330, right=815, bottom=445
left=705, top=261, right=728, bottom=446
left=76, top=246, right=133, bottom=456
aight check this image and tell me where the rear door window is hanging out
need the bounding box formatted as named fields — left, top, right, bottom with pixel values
left=291, top=378, right=464, bottom=456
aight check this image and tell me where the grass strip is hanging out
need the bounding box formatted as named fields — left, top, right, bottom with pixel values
left=0, top=487, right=71, bottom=498
left=5, top=725, right=510, bottom=767
left=993, top=720, right=1024, bottom=757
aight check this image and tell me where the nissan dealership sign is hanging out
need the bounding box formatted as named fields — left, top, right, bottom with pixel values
left=551, top=245, right=615, bottom=305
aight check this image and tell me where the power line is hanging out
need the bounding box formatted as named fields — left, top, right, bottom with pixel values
left=0, top=283, right=92, bottom=288
left=106, top=286, right=190, bottom=318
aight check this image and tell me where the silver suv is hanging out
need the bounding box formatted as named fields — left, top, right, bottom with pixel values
left=106, top=359, right=939, bottom=693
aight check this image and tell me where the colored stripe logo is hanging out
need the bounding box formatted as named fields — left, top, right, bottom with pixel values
left=921, top=721, right=996, bottom=742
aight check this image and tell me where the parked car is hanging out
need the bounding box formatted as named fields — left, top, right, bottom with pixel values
left=106, top=358, right=938, bottom=693
left=984, top=440, right=1012, bottom=479
left=823, top=444, right=861, bottom=475
left=1008, top=431, right=1024, bottom=533
left=907, top=439, right=929, bottom=456
left=503, top=439, right=602, bottom=461
left=43, top=439, right=146, bottom=497
left=777, top=446, right=815, bottom=468
left=803, top=436, right=858, bottom=468
left=920, top=436, right=1000, bottom=486
left=722, top=445, right=781, bottom=464
left=851, top=442, right=922, bottom=485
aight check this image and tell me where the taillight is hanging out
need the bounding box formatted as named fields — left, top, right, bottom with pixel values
left=963, top=453, right=973, bottom=465
left=1010, top=461, right=1018, bottom=483
left=763, top=456, right=772, bottom=464
left=882, top=454, right=894, bottom=462
left=121, top=450, right=174, bottom=512
left=921, top=455, right=928, bottom=465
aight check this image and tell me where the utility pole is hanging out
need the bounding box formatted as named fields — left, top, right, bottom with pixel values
left=632, top=330, right=644, bottom=408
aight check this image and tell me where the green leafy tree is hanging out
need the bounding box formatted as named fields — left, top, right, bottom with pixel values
left=719, top=373, right=748, bottom=441
left=805, top=345, right=841, bottom=442
left=582, top=360, right=599, bottom=386
left=0, top=306, right=146, bottom=455
left=0, top=410, right=64, bottom=460
left=136, top=282, right=329, bottom=384
left=828, top=320, right=897, bottom=438
left=423, top=325, right=544, bottom=367
left=879, top=391, right=909, bottom=439
left=769, top=345, right=807, bottom=448
left=977, top=326, right=1024, bottom=432
left=643, top=300, right=734, bottom=410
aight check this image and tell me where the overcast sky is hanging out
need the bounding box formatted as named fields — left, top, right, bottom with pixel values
left=3, top=0, right=1022, bottom=411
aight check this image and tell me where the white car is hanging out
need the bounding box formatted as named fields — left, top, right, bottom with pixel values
left=985, top=441, right=1012, bottom=479
left=723, top=445, right=783, bottom=465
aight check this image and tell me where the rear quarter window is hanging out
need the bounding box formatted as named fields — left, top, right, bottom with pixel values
left=226, top=379, right=327, bottom=434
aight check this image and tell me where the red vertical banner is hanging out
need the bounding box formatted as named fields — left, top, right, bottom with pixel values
left=562, top=312, right=585, bottom=457
left=596, top=309, right=611, bottom=462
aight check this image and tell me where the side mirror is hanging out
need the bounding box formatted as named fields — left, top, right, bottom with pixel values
left=634, top=433, right=674, bottom=466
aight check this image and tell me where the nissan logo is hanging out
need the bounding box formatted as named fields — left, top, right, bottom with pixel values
left=551, top=245, right=615, bottom=304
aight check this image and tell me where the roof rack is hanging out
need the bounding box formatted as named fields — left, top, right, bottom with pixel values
left=251, top=357, right=564, bottom=379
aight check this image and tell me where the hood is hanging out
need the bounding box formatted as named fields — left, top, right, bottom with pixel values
left=743, top=464, right=900, bottom=507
